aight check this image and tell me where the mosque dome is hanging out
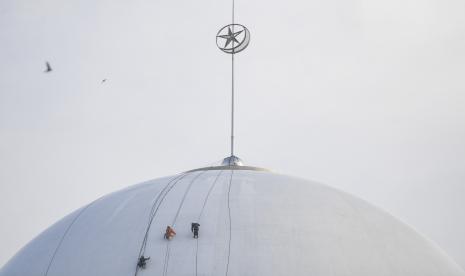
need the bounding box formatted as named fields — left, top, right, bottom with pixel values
left=1, top=161, right=464, bottom=276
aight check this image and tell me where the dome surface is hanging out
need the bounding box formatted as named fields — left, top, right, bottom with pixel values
left=1, top=166, right=464, bottom=276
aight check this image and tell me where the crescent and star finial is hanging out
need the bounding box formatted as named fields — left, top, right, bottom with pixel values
left=216, top=24, right=250, bottom=54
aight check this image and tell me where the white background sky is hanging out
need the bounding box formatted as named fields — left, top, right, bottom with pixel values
left=1, top=0, right=464, bottom=269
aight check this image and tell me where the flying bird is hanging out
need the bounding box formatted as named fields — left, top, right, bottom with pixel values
left=44, top=62, right=52, bottom=73
left=101, top=79, right=107, bottom=83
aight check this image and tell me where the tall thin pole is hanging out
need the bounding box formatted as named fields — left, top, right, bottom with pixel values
left=230, top=0, right=235, bottom=157
left=231, top=53, right=234, bottom=156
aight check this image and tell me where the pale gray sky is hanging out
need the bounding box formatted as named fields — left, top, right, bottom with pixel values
left=1, top=0, right=464, bottom=269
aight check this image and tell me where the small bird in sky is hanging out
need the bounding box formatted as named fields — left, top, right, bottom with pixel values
left=101, top=79, right=107, bottom=83
left=44, top=62, right=52, bottom=73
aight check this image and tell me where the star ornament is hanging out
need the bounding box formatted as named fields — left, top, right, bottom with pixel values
left=216, top=24, right=250, bottom=54
left=217, top=27, right=244, bottom=49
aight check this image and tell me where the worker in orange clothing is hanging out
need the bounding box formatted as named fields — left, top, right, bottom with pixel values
left=164, top=226, right=176, bottom=240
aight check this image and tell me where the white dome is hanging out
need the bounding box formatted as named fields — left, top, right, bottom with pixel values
left=1, top=166, right=464, bottom=276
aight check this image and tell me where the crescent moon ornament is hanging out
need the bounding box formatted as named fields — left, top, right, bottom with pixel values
left=216, top=24, right=250, bottom=54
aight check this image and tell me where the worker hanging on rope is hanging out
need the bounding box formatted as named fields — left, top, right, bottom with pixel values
left=137, top=255, right=150, bottom=269
left=164, top=225, right=176, bottom=240
left=191, top=222, right=200, bottom=239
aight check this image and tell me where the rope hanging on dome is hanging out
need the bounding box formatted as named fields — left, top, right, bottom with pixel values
left=162, top=170, right=207, bottom=276
left=172, top=171, right=206, bottom=227
left=44, top=201, right=97, bottom=276
left=194, top=170, right=224, bottom=276
left=197, top=170, right=224, bottom=222
left=134, top=172, right=188, bottom=276
left=139, top=173, right=186, bottom=252
left=225, top=169, right=234, bottom=276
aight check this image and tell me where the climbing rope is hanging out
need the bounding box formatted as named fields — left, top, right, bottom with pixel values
left=44, top=193, right=108, bottom=276
left=195, top=170, right=224, bottom=276
left=197, top=170, right=224, bottom=222
left=162, top=243, right=172, bottom=276
left=172, top=171, right=206, bottom=227
left=44, top=203, right=93, bottom=276
left=162, top=171, right=206, bottom=276
left=139, top=173, right=186, bottom=253
left=134, top=173, right=188, bottom=276
left=225, top=169, right=234, bottom=276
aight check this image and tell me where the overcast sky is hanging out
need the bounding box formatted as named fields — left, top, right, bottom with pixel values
left=1, top=0, right=464, bottom=269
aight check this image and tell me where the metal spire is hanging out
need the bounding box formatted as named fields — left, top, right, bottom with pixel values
left=231, top=0, right=235, bottom=157
left=216, top=0, right=250, bottom=159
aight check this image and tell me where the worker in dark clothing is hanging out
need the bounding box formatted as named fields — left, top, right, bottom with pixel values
left=191, top=222, right=200, bottom=239
left=137, top=255, right=150, bottom=269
